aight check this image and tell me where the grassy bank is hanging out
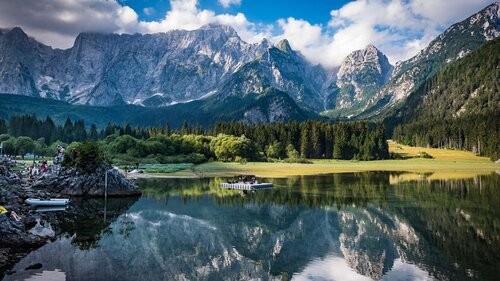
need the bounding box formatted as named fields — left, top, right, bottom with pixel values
left=127, top=141, right=498, bottom=180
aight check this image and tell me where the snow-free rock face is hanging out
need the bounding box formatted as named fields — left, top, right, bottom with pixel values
left=33, top=163, right=140, bottom=197
left=218, top=39, right=328, bottom=111
left=0, top=24, right=269, bottom=106
left=331, top=44, right=393, bottom=113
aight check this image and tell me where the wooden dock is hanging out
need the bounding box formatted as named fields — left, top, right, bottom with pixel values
left=220, top=182, right=273, bottom=191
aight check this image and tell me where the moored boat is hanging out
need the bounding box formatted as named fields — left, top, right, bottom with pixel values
left=25, top=198, right=70, bottom=206
left=220, top=175, right=273, bottom=191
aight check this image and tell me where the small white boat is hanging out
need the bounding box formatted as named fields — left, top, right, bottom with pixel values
left=220, top=182, right=273, bottom=190
left=26, top=198, right=70, bottom=206
left=220, top=175, right=273, bottom=190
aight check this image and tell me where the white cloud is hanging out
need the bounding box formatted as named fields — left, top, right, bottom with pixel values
left=0, top=0, right=494, bottom=67
left=219, top=0, right=242, bottom=9
left=275, top=0, right=494, bottom=68
left=143, top=7, right=155, bottom=16
left=137, top=0, right=269, bottom=43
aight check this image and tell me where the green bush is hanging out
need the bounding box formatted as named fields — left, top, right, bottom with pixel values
left=283, top=158, right=313, bottom=164
left=235, top=156, right=247, bottom=165
left=63, top=141, right=105, bottom=173
left=416, top=151, right=434, bottom=159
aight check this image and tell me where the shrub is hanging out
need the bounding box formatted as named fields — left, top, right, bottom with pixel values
left=283, top=158, right=313, bottom=164
left=286, top=144, right=300, bottom=160
left=63, top=141, right=105, bottom=173
left=235, top=156, right=247, bottom=165
left=416, top=151, right=434, bottom=159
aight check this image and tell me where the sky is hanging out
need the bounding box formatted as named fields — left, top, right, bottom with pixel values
left=0, top=0, right=495, bottom=68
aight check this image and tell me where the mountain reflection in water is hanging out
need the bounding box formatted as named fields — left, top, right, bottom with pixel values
left=5, top=172, right=500, bottom=281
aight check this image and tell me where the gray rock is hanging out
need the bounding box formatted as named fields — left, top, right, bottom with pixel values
left=32, top=163, right=140, bottom=197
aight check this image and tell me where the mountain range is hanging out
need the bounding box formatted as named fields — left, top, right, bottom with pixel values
left=0, top=2, right=499, bottom=126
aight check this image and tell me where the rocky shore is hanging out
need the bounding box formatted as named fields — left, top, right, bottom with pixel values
left=0, top=157, right=141, bottom=278
left=33, top=162, right=141, bottom=196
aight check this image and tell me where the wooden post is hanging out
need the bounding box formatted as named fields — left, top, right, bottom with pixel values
left=105, top=170, right=108, bottom=201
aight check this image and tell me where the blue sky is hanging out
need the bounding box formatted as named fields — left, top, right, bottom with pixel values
left=127, top=0, right=349, bottom=25
left=0, top=0, right=495, bottom=67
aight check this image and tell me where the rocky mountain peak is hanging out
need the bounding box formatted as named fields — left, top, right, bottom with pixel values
left=3, top=27, right=29, bottom=42
left=200, top=23, right=239, bottom=38
left=337, top=44, right=392, bottom=84
left=276, top=39, right=293, bottom=53
left=328, top=44, right=393, bottom=113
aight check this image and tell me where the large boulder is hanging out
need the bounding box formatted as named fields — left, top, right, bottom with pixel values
left=32, top=163, right=141, bottom=197
left=0, top=214, right=44, bottom=247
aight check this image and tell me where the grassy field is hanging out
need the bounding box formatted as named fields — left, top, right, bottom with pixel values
left=157, top=141, right=499, bottom=179
left=12, top=141, right=497, bottom=180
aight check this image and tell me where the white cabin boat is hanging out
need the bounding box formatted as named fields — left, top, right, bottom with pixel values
left=220, top=175, right=273, bottom=190
left=220, top=182, right=273, bottom=190
left=26, top=198, right=70, bottom=206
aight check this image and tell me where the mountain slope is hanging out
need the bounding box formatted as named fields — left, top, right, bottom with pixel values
left=0, top=24, right=393, bottom=117
left=360, top=1, right=500, bottom=119
left=0, top=24, right=269, bottom=106
left=0, top=89, right=314, bottom=128
left=217, top=39, right=328, bottom=111
left=0, top=2, right=498, bottom=123
left=386, top=37, right=499, bottom=125
left=324, top=44, right=393, bottom=117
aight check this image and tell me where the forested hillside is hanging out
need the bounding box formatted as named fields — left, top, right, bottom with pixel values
left=390, top=38, right=500, bottom=160
left=388, top=37, right=499, bottom=122
left=393, top=112, right=499, bottom=160
left=0, top=88, right=314, bottom=129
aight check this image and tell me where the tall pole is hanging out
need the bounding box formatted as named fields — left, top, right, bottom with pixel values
left=105, top=170, right=108, bottom=201
left=104, top=170, right=108, bottom=222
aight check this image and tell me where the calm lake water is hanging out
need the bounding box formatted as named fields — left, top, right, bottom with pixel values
left=4, top=172, right=500, bottom=281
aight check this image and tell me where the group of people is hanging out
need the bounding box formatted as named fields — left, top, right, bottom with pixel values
left=0, top=144, right=76, bottom=223
left=26, top=161, right=48, bottom=180
left=0, top=145, right=72, bottom=224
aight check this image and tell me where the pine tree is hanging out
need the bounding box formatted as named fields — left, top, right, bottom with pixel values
left=300, top=124, right=311, bottom=158
left=89, top=124, right=99, bottom=140
left=62, top=118, right=74, bottom=143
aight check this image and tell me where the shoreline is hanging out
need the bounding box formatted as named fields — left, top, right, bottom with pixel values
left=0, top=160, right=140, bottom=278
left=125, top=161, right=499, bottom=181
left=125, top=142, right=499, bottom=180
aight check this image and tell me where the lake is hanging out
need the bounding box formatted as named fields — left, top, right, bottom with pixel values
left=4, top=171, right=500, bottom=281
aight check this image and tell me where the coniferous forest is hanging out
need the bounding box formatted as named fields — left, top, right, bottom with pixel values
left=388, top=38, right=500, bottom=160
left=393, top=111, right=499, bottom=160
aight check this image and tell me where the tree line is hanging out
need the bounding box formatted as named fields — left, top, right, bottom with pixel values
left=393, top=111, right=499, bottom=160
left=0, top=115, right=389, bottom=162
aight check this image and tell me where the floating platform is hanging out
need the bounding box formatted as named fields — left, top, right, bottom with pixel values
left=26, top=198, right=70, bottom=206
left=220, top=182, right=273, bottom=191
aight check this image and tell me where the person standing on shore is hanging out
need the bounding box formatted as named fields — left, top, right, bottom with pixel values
left=40, top=161, right=47, bottom=172
left=71, top=148, right=78, bottom=161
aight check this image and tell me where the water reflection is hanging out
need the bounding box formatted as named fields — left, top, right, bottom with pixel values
left=5, top=172, right=500, bottom=281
